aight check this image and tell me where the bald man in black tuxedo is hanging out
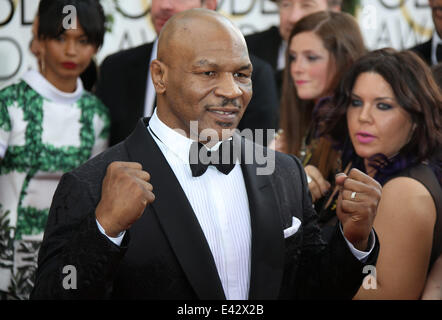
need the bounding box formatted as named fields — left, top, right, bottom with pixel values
left=32, top=9, right=380, bottom=300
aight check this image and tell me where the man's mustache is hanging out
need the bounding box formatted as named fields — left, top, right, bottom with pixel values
left=207, top=98, right=241, bottom=108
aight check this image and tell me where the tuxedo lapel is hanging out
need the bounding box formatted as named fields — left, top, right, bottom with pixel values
left=124, top=118, right=225, bottom=299
left=237, top=136, right=284, bottom=299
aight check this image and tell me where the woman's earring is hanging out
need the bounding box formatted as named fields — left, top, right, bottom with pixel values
left=39, top=58, right=45, bottom=74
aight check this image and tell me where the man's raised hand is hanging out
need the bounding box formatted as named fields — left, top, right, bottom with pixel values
left=95, top=161, right=155, bottom=237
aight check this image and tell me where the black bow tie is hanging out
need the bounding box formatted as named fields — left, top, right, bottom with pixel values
left=189, top=140, right=237, bottom=177
left=437, top=44, right=442, bottom=63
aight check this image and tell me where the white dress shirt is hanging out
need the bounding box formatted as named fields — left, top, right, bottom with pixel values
left=96, top=110, right=375, bottom=299
left=146, top=110, right=252, bottom=300
left=277, top=41, right=287, bottom=72
left=432, top=31, right=442, bottom=66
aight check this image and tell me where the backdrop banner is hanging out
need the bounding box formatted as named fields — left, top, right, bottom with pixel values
left=0, top=0, right=434, bottom=88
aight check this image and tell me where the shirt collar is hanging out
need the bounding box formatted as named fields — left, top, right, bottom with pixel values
left=277, top=41, right=287, bottom=71
left=150, top=38, right=158, bottom=64
left=148, top=109, right=224, bottom=163
left=22, top=69, right=84, bottom=105
left=434, top=30, right=442, bottom=44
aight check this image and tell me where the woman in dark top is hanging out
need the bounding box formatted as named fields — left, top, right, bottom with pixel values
left=319, top=48, right=442, bottom=299
left=421, top=61, right=442, bottom=300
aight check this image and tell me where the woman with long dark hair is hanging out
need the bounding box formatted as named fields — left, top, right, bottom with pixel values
left=270, top=11, right=366, bottom=204
left=320, top=48, right=442, bottom=299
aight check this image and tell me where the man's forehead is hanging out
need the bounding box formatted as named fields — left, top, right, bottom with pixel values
left=175, top=21, right=247, bottom=53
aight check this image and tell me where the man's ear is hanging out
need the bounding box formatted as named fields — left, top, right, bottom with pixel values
left=150, top=59, right=167, bottom=94
left=203, top=0, right=217, bottom=10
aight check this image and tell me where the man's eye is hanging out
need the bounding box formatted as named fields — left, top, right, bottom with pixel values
left=204, top=71, right=216, bottom=76
left=234, top=72, right=249, bottom=78
left=280, top=1, right=292, bottom=9
left=301, top=0, right=317, bottom=9
left=302, top=4, right=315, bottom=9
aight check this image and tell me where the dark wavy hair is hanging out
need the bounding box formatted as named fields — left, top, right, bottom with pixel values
left=37, top=0, right=106, bottom=48
left=319, top=48, right=442, bottom=184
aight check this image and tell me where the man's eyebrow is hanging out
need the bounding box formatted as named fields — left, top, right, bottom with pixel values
left=238, top=63, right=253, bottom=71
left=194, top=59, right=218, bottom=68
left=193, top=60, right=253, bottom=71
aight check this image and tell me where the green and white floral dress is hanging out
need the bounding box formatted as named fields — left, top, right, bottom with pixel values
left=0, top=70, right=110, bottom=299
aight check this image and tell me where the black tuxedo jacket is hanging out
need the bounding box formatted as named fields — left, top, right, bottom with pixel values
left=245, top=26, right=283, bottom=95
left=245, top=26, right=282, bottom=72
left=96, top=42, right=279, bottom=147
left=31, top=118, right=378, bottom=300
left=410, top=38, right=432, bottom=66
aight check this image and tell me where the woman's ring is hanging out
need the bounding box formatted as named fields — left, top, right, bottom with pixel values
left=351, top=191, right=357, bottom=200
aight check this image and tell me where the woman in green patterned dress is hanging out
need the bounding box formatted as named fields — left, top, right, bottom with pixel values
left=0, top=0, right=110, bottom=299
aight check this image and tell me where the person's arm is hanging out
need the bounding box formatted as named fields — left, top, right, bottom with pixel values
left=353, top=177, right=436, bottom=299
left=284, top=157, right=380, bottom=299
left=421, top=254, right=442, bottom=300
left=0, top=96, right=12, bottom=163
left=304, top=164, right=331, bottom=203
left=94, top=56, right=111, bottom=103
left=31, top=161, right=155, bottom=299
left=237, top=55, right=278, bottom=146
left=268, top=130, right=285, bottom=152
left=31, top=171, right=128, bottom=299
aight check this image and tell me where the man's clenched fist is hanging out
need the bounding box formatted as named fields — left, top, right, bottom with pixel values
left=95, top=161, right=155, bottom=237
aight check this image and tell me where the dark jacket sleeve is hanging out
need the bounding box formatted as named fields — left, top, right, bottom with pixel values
left=238, top=55, right=279, bottom=146
left=239, top=55, right=279, bottom=129
left=279, top=155, right=380, bottom=299
left=409, top=39, right=432, bottom=66
left=95, top=55, right=113, bottom=108
left=30, top=172, right=128, bottom=299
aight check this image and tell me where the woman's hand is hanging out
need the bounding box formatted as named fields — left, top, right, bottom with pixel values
left=304, top=165, right=330, bottom=202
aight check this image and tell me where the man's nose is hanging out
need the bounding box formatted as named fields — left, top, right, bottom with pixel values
left=159, top=0, right=174, bottom=10
left=288, top=6, right=304, bottom=24
left=215, top=73, right=242, bottom=100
